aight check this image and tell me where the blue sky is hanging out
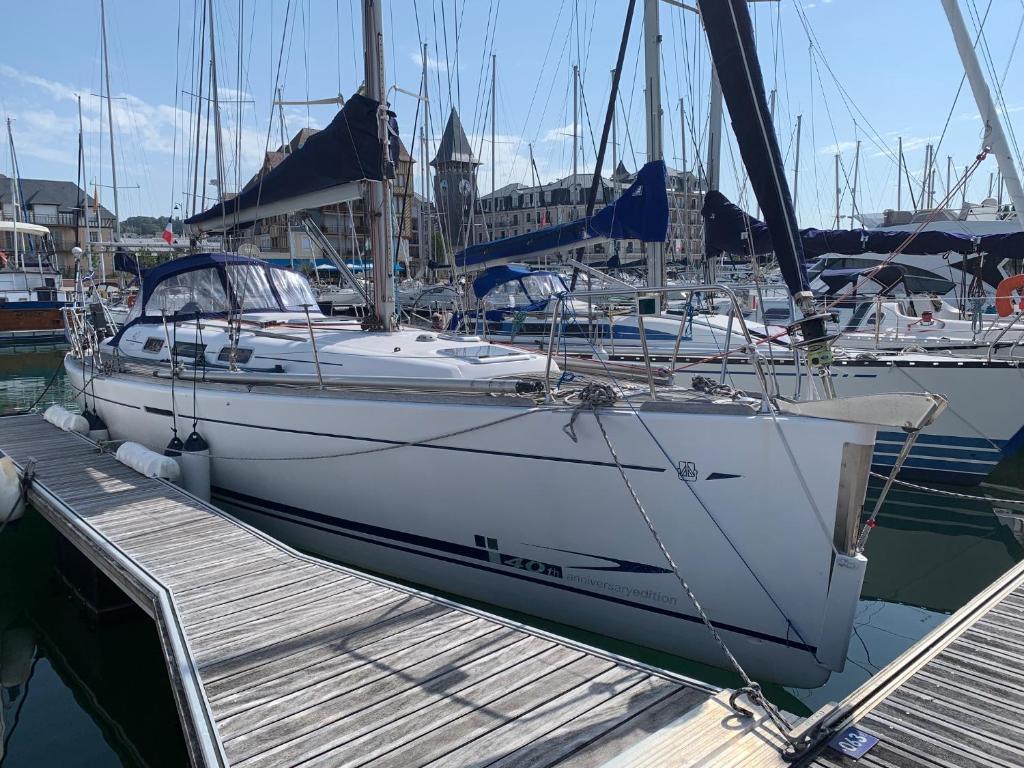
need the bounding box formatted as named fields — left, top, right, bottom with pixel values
left=1, top=0, right=1021, bottom=227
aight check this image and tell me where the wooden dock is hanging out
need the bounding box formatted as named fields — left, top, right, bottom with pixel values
left=795, top=550, right=1024, bottom=766
left=0, top=414, right=788, bottom=767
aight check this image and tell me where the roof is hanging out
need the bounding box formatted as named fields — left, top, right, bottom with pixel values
left=243, top=119, right=414, bottom=194
left=431, top=108, right=479, bottom=167
left=0, top=175, right=114, bottom=218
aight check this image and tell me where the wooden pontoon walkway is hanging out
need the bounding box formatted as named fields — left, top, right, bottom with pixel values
left=797, top=553, right=1024, bottom=767
left=0, top=414, right=785, bottom=767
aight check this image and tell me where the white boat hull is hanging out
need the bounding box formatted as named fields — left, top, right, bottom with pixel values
left=68, top=355, right=875, bottom=687
left=612, top=352, right=1024, bottom=486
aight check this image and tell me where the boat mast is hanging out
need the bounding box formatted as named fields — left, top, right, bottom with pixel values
left=363, top=0, right=396, bottom=330
left=207, top=0, right=227, bottom=203
left=707, top=70, right=723, bottom=191
left=611, top=71, right=619, bottom=201
left=792, top=114, right=802, bottom=211
left=6, top=118, right=20, bottom=269
left=897, top=136, right=903, bottom=210
left=850, top=139, right=860, bottom=227
left=99, top=0, right=121, bottom=248
left=643, top=0, right=665, bottom=289
left=833, top=153, right=840, bottom=228
left=78, top=96, right=94, bottom=274
left=491, top=54, right=496, bottom=206
left=941, top=0, right=1024, bottom=228
left=572, top=64, right=579, bottom=191
left=421, top=43, right=432, bottom=269
left=680, top=97, right=686, bottom=262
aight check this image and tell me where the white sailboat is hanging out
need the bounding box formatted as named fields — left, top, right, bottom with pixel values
left=65, top=0, right=943, bottom=687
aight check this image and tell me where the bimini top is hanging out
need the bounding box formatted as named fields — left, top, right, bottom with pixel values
left=0, top=220, right=50, bottom=237
left=112, top=252, right=319, bottom=345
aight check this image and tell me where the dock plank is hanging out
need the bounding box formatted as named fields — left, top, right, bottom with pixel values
left=1, top=413, right=727, bottom=768
left=803, top=559, right=1024, bottom=768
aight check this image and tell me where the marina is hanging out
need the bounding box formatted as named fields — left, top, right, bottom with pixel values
left=2, top=0, right=1024, bottom=764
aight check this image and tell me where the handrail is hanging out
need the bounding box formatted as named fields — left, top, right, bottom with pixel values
left=543, top=283, right=773, bottom=403
left=987, top=311, right=1024, bottom=362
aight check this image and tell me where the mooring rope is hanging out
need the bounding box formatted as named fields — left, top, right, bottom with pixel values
left=564, top=383, right=800, bottom=750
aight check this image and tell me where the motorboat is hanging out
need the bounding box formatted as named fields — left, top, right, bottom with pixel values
left=0, top=221, right=73, bottom=345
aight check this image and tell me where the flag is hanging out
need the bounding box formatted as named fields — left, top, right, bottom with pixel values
left=161, top=219, right=174, bottom=245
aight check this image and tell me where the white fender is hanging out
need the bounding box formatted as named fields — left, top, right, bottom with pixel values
left=115, top=442, right=182, bottom=482
left=42, top=405, right=89, bottom=434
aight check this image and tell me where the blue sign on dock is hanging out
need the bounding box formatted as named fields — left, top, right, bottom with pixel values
left=827, top=725, right=878, bottom=760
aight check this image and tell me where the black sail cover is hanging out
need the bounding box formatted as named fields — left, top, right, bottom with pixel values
left=697, top=0, right=810, bottom=297
left=186, top=94, right=386, bottom=227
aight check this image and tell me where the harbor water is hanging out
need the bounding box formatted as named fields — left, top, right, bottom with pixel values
left=1, top=345, right=1022, bottom=765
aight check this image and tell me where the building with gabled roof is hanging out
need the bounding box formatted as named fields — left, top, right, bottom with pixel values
left=431, top=108, right=480, bottom=250
left=0, top=174, right=116, bottom=274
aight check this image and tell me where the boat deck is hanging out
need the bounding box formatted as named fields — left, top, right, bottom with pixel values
left=799, top=555, right=1024, bottom=767
left=0, top=414, right=788, bottom=767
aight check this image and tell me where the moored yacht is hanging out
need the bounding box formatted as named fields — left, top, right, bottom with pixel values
left=0, top=221, right=73, bottom=345
left=66, top=251, right=942, bottom=687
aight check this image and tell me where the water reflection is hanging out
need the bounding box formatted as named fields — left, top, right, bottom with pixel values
left=0, top=346, right=75, bottom=416
left=785, top=481, right=1024, bottom=711
left=0, top=510, right=188, bottom=767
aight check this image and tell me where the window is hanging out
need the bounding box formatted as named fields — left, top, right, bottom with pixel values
left=225, top=264, right=277, bottom=310
left=172, top=341, right=207, bottom=359
left=527, top=212, right=532, bottom=222
left=269, top=267, right=319, bottom=310
left=217, top=347, right=253, bottom=363
left=145, top=268, right=230, bottom=316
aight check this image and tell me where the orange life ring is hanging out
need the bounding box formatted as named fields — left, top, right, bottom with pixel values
left=995, top=275, right=1024, bottom=317
left=126, top=293, right=136, bottom=308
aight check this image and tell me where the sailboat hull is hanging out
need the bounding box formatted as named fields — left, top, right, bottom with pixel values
left=623, top=353, right=1024, bottom=486
left=68, top=355, right=875, bottom=687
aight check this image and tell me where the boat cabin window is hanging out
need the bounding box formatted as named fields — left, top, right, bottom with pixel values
left=521, top=273, right=565, bottom=302
left=225, top=264, right=278, bottom=311
left=145, top=267, right=230, bottom=316
left=863, top=312, right=885, bottom=329
left=269, top=267, right=319, bottom=311
left=217, top=347, right=253, bottom=363
left=172, top=341, right=206, bottom=359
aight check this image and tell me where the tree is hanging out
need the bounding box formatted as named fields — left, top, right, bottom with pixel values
left=121, top=215, right=185, bottom=236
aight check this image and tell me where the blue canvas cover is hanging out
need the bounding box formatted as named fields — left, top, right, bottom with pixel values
left=471, top=264, right=535, bottom=299
left=186, top=95, right=386, bottom=227
left=454, top=160, right=670, bottom=270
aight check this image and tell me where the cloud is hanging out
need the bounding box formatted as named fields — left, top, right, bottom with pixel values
left=0, top=64, right=81, bottom=104
left=408, top=50, right=449, bottom=72
left=1, top=63, right=286, bottom=213
left=541, top=121, right=581, bottom=143
left=956, top=105, right=1024, bottom=121
left=818, top=140, right=857, bottom=155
